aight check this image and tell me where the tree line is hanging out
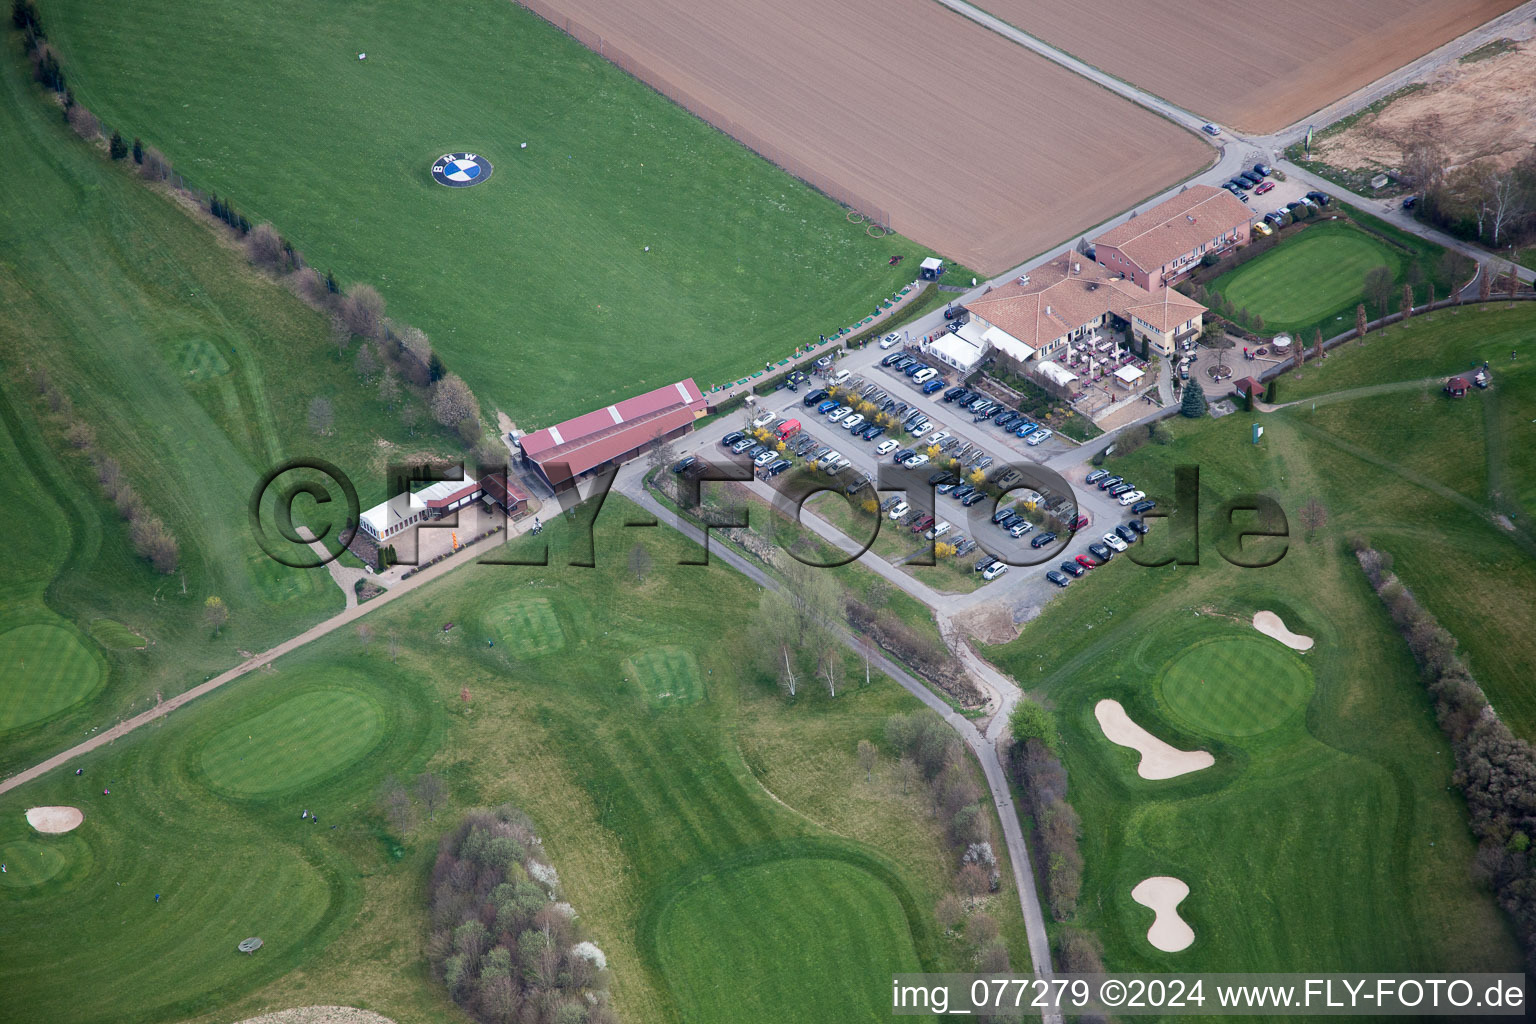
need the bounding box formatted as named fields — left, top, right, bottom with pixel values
left=427, top=804, right=618, bottom=1024
left=1355, top=538, right=1536, bottom=968
left=12, top=3, right=497, bottom=468
left=31, top=369, right=179, bottom=575
left=1405, top=136, right=1536, bottom=251
left=881, top=711, right=1013, bottom=973
left=1005, top=698, right=1108, bottom=1000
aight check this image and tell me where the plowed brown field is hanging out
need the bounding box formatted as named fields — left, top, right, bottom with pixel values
left=976, top=0, right=1522, bottom=134
left=517, top=0, right=1209, bottom=274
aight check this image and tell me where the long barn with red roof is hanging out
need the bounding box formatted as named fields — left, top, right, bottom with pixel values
left=518, top=379, right=707, bottom=493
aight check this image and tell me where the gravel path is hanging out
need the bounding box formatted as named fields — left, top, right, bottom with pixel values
left=234, top=1008, right=394, bottom=1024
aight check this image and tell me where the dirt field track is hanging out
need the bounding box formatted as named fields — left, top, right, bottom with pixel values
left=977, top=0, right=1523, bottom=134
left=1315, top=36, right=1536, bottom=174
left=517, top=0, right=1209, bottom=273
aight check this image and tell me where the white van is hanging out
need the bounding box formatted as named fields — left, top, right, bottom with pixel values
left=829, top=368, right=852, bottom=386
left=912, top=367, right=938, bottom=384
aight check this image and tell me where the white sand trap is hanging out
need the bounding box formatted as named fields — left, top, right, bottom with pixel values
left=25, top=806, right=83, bottom=834
left=1094, top=700, right=1214, bottom=780
left=1253, top=611, right=1313, bottom=651
left=237, top=1008, right=396, bottom=1024
left=1131, top=876, right=1194, bottom=952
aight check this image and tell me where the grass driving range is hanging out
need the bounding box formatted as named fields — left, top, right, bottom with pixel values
left=0, top=503, right=1013, bottom=1023
left=1158, top=635, right=1312, bottom=737
left=41, top=0, right=957, bottom=424
left=1207, top=213, right=1466, bottom=341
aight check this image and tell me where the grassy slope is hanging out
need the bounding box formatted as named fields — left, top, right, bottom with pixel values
left=1, top=504, right=1016, bottom=1024
left=0, top=47, right=477, bottom=774
left=1209, top=211, right=1464, bottom=342
left=985, top=406, right=1521, bottom=977
left=42, top=0, right=958, bottom=424
left=1273, top=303, right=1536, bottom=737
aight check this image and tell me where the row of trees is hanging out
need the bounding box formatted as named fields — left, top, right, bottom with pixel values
left=1355, top=540, right=1536, bottom=967
left=1005, top=699, right=1086, bottom=922
left=33, top=370, right=180, bottom=574
left=17, top=3, right=492, bottom=462
left=1406, top=138, right=1536, bottom=249
left=427, top=805, right=618, bottom=1024
left=882, top=712, right=1012, bottom=973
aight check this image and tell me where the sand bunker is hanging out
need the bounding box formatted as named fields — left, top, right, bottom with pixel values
left=1252, top=611, right=1314, bottom=652
left=237, top=1009, right=396, bottom=1024
left=1094, top=700, right=1214, bottom=780
left=25, top=806, right=83, bottom=834
left=1131, top=876, right=1195, bottom=952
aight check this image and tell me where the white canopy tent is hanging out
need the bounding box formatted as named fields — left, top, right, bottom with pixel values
left=1114, top=364, right=1145, bottom=385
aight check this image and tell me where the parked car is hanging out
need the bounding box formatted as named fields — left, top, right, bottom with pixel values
left=1114, top=524, right=1138, bottom=544
left=903, top=362, right=928, bottom=377
left=1027, top=428, right=1054, bottom=446
left=827, top=405, right=853, bottom=423
left=875, top=439, right=899, bottom=456
left=954, top=538, right=977, bottom=556
left=1202, top=123, right=1222, bottom=136
left=860, top=424, right=885, bottom=441
left=1128, top=518, right=1150, bottom=534
left=912, top=367, right=939, bottom=384
left=1308, top=191, right=1332, bottom=206
left=1253, top=162, right=1272, bottom=176
left=982, top=561, right=1009, bottom=581
left=879, top=331, right=903, bottom=349
left=922, top=379, right=946, bottom=394
left=887, top=501, right=910, bottom=520
left=672, top=455, right=698, bottom=474
left=905, top=453, right=930, bottom=469
left=1263, top=212, right=1283, bottom=226
left=1108, top=483, right=1134, bottom=497
left=829, top=368, right=851, bottom=386
left=992, top=411, right=1019, bottom=429
left=720, top=431, right=745, bottom=447
left=1070, top=513, right=1090, bottom=532
left=1131, top=499, right=1157, bottom=514
left=961, top=489, right=987, bottom=507
left=1046, top=570, right=1071, bottom=587
left=1076, top=554, right=1098, bottom=570
left=1008, top=520, right=1034, bottom=538
left=925, top=520, right=951, bottom=540
left=842, top=414, right=865, bottom=432
left=1086, top=469, right=1108, bottom=484
left=879, top=495, right=903, bottom=512
left=1102, top=533, right=1128, bottom=552
left=815, top=399, right=838, bottom=415
left=1252, top=221, right=1273, bottom=237
left=1030, top=531, right=1057, bottom=548
left=936, top=478, right=961, bottom=495
left=1013, top=421, right=1037, bottom=438
left=1088, top=542, right=1113, bottom=561
left=1254, top=181, right=1275, bottom=196
left=1097, top=475, right=1123, bottom=490
left=1229, top=177, right=1252, bottom=191
left=766, top=459, right=792, bottom=477
left=1240, top=172, right=1262, bottom=186
left=1059, top=561, right=1084, bottom=578
left=910, top=514, right=935, bottom=533
left=1118, top=489, right=1146, bottom=506
left=890, top=354, right=915, bottom=371
left=731, top=437, right=757, bottom=453
left=973, top=556, right=997, bottom=574
left=1223, top=184, right=1243, bottom=198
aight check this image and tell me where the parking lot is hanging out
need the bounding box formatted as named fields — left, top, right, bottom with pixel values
left=1219, top=162, right=1337, bottom=236
left=670, top=358, right=1161, bottom=604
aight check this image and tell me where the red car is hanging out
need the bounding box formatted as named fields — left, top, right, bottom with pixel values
left=1075, top=554, right=1097, bottom=571
left=1254, top=181, right=1275, bottom=195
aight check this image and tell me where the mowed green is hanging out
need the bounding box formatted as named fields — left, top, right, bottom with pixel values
left=0, top=838, right=72, bottom=889
left=624, top=645, right=703, bottom=706
left=486, top=595, right=566, bottom=656
left=43, top=0, right=955, bottom=423
left=1158, top=635, right=1311, bottom=737
left=199, top=686, right=385, bottom=797
left=1211, top=221, right=1399, bottom=329
left=656, top=856, right=930, bottom=1024
left=0, top=624, right=104, bottom=732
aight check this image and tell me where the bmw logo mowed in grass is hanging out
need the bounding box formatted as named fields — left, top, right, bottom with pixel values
left=431, top=152, right=492, bottom=188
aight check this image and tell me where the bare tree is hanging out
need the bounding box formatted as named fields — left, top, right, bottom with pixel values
left=819, top=650, right=841, bottom=698
left=381, top=775, right=414, bottom=834
left=1313, top=328, right=1324, bottom=362
left=896, top=755, right=918, bottom=795
left=430, top=373, right=478, bottom=428
left=627, top=542, right=652, bottom=583
left=1363, top=266, right=1394, bottom=319
left=203, top=595, right=228, bottom=636
left=1482, top=167, right=1527, bottom=247
left=935, top=893, right=964, bottom=931
left=67, top=104, right=99, bottom=140
left=64, top=420, right=95, bottom=449
left=1402, top=282, right=1414, bottom=322
left=339, top=283, right=386, bottom=340
left=356, top=623, right=374, bottom=647
left=857, top=739, right=877, bottom=781
left=415, top=772, right=447, bottom=820
left=139, top=146, right=170, bottom=181
left=400, top=402, right=420, bottom=437
left=1401, top=135, right=1445, bottom=197
left=308, top=396, right=334, bottom=435
left=1356, top=303, right=1369, bottom=340
left=967, top=911, right=1000, bottom=947
left=1298, top=497, right=1328, bottom=540
left=1479, top=264, right=1494, bottom=301
left=377, top=366, right=401, bottom=410
left=246, top=223, right=286, bottom=272
left=353, top=342, right=379, bottom=382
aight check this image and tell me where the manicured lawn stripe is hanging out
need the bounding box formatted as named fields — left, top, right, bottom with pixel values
left=1158, top=635, right=1312, bottom=737
left=199, top=686, right=385, bottom=797
left=0, top=624, right=105, bottom=733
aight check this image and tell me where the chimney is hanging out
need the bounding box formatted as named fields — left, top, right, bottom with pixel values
left=1073, top=262, right=1080, bottom=274
left=1045, top=305, right=1052, bottom=316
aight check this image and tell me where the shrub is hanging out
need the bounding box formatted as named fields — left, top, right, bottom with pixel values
left=139, top=146, right=170, bottom=181
left=67, top=103, right=98, bottom=140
